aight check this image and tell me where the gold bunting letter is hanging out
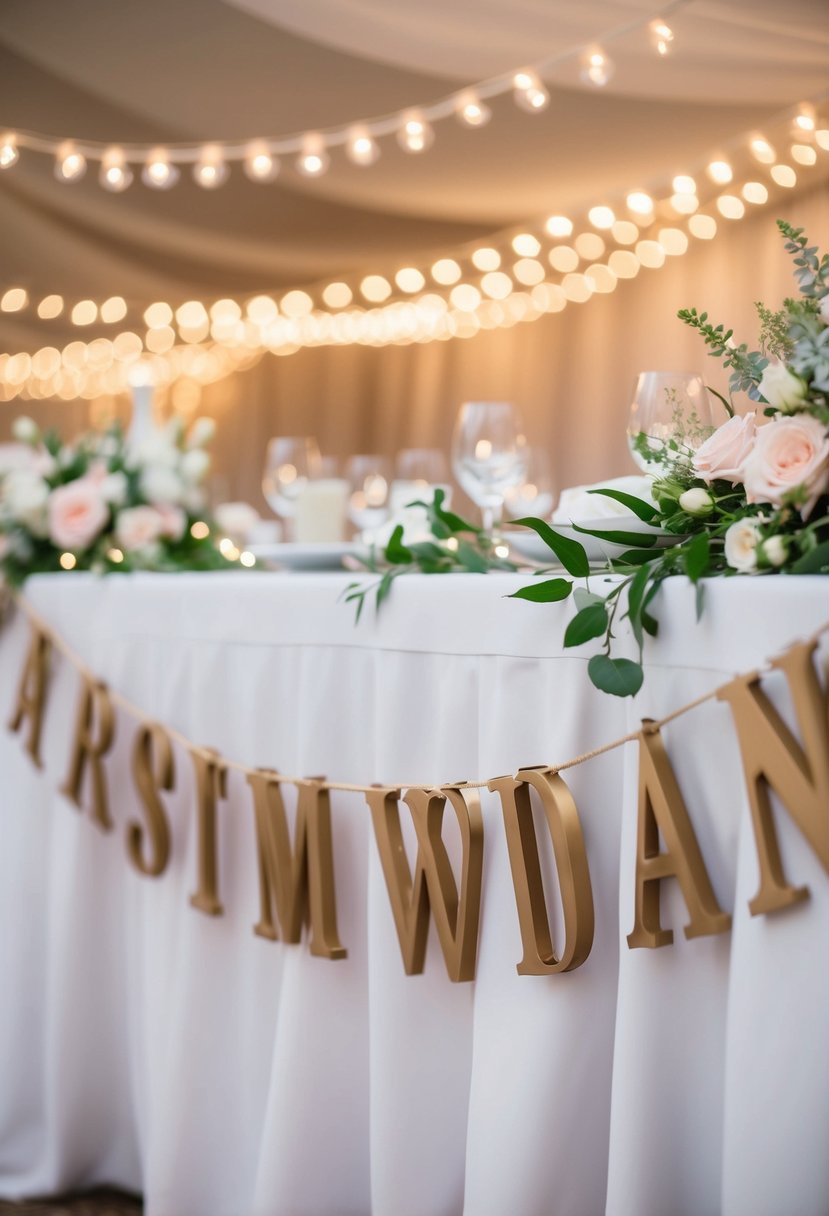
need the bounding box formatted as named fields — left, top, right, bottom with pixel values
left=128, top=722, right=174, bottom=878
left=488, top=767, right=594, bottom=975
left=8, top=623, right=51, bottom=768
left=627, top=724, right=731, bottom=949
left=60, top=675, right=116, bottom=832
left=717, top=639, right=829, bottom=916
left=246, top=770, right=346, bottom=960
left=366, top=784, right=483, bottom=982
left=188, top=747, right=227, bottom=916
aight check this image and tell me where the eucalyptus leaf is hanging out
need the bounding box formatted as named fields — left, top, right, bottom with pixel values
left=509, top=577, right=573, bottom=603
left=511, top=517, right=590, bottom=577
left=587, top=655, right=644, bottom=698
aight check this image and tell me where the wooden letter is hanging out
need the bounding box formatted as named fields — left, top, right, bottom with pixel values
left=488, top=767, right=594, bottom=975
left=60, top=675, right=116, bottom=832
left=8, top=624, right=51, bottom=767
left=246, top=770, right=346, bottom=960
left=627, top=724, right=731, bottom=949
left=366, top=784, right=483, bottom=982
left=127, top=722, right=174, bottom=877
left=188, top=747, right=227, bottom=916
left=718, top=639, right=829, bottom=915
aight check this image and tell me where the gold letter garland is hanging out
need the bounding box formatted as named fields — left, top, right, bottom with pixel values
left=717, top=639, right=829, bottom=916
left=188, top=747, right=228, bottom=916
left=128, top=722, right=174, bottom=878
left=247, top=769, right=346, bottom=960
left=365, top=784, right=483, bottom=982
left=8, top=623, right=51, bottom=768
left=60, top=673, right=116, bottom=832
left=488, top=767, right=595, bottom=975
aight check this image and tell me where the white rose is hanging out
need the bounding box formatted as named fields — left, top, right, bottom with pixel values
left=12, top=416, right=39, bottom=445
left=188, top=418, right=216, bottom=448
left=141, top=464, right=182, bottom=505
left=724, top=519, right=762, bottom=572
left=214, top=501, right=260, bottom=541
left=757, top=360, right=808, bottom=412
left=180, top=448, right=210, bottom=484
left=820, top=296, right=829, bottom=325
left=761, top=535, right=788, bottom=567
left=4, top=470, right=50, bottom=535
left=181, top=483, right=206, bottom=513
left=678, top=487, right=714, bottom=516
left=100, top=471, right=128, bottom=505
left=136, top=432, right=179, bottom=469
left=115, top=505, right=163, bottom=552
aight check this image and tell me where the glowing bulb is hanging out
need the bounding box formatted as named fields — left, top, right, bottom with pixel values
left=545, top=215, right=573, bottom=238
left=636, top=240, right=666, bottom=269
left=0, top=133, right=18, bottom=169
left=548, top=246, right=579, bottom=272
left=397, top=111, right=434, bottom=153
left=672, top=175, right=696, bottom=195
left=742, top=181, right=768, bottom=205
left=611, top=220, right=639, bottom=245
left=658, top=227, right=688, bottom=255
left=296, top=133, right=330, bottom=177
left=55, top=141, right=86, bottom=183
left=431, top=258, right=462, bottom=285
left=100, top=297, right=127, bottom=324
left=749, top=136, right=776, bottom=165
left=649, top=19, right=674, bottom=55
left=142, top=148, right=179, bottom=189
left=71, top=300, right=97, bottom=326
left=574, top=232, right=605, bottom=260
left=1, top=288, right=27, bottom=312
left=472, top=247, right=501, bottom=271
left=513, top=258, right=544, bottom=285
left=688, top=214, right=717, bottom=240
left=395, top=267, right=425, bottom=293
left=706, top=160, right=732, bottom=184
left=481, top=271, right=513, bottom=299
left=450, top=284, right=481, bottom=311
left=37, top=294, right=64, bottom=319
left=512, top=71, right=550, bottom=113
left=59, top=552, right=77, bottom=570
left=360, top=275, right=392, bottom=303
left=345, top=125, right=380, bottom=166
left=817, top=130, right=829, bottom=151
left=588, top=205, right=615, bottom=229
left=240, top=551, right=256, bottom=568
left=243, top=140, right=279, bottom=182
left=322, top=282, right=352, bottom=309
left=100, top=147, right=133, bottom=192
left=193, top=145, right=229, bottom=188
left=671, top=193, right=698, bottom=214
left=607, top=250, right=640, bottom=278
left=791, top=144, right=817, bottom=166
left=176, top=301, right=208, bottom=328
left=144, top=301, right=174, bottom=328
left=280, top=290, right=313, bottom=317
left=579, top=47, right=614, bottom=87
left=716, top=194, right=745, bottom=220
left=512, top=233, right=541, bottom=256
left=455, top=91, right=491, bottom=127
left=770, top=164, right=797, bottom=187
left=626, top=190, right=654, bottom=215
left=794, top=106, right=816, bottom=133
left=191, top=521, right=210, bottom=540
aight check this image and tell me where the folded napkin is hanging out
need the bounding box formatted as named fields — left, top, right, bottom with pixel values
left=552, top=475, right=655, bottom=523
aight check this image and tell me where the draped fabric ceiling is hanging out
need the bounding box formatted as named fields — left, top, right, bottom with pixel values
left=1, top=0, right=828, bottom=496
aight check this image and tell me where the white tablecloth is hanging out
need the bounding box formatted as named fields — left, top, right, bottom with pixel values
left=0, top=571, right=827, bottom=1216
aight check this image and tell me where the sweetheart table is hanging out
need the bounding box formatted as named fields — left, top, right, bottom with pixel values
left=0, top=571, right=827, bottom=1216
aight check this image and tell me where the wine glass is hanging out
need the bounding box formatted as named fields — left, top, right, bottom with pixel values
left=451, top=401, right=528, bottom=532
left=627, top=372, right=714, bottom=472
left=504, top=447, right=555, bottom=519
left=391, top=448, right=451, bottom=513
left=346, top=455, right=392, bottom=539
left=262, top=437, right=321, bottom=538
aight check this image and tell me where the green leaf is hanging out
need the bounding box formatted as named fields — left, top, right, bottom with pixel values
left=511, top=517, right=590, bottom=577
left=456, top=540, right=490, bottom=573
left=706, top=384, right=734, bottom=418
left=625, top=563, right=651, bottom=649
left=431, top=488, right=479, bottom=535
left=791, top=540, right=829, bottom=573
left=384, top=525, right=413, bottom=564
left=587, top=488, right=659, bottom=522
left=509, top=577, right=573, bottom=603
left=574, top=588, right=605, bottom=611
left=615, top=548, right=661, bottom=566
left=572, top=523, right=659, bottom=547
left=587, top=655, right=644, bottom=698
left=564, top=602, right=608, bottom=647
left=684, top=533, right=710, bottom=582
left=407, top=541, right=449, bottom=563
left=695, top=580, right=706, bottom=622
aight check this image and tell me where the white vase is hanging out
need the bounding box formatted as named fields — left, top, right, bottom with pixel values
left=128, top=383, right=155, bottom=451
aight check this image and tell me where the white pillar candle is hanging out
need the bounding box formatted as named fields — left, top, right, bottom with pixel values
left=294, top=479, right=349, bottom=543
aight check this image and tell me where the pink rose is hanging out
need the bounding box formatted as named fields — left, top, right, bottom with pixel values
left=155, top=503, right=186, bottom=541
left=692, top=412, right=757, bottom=485
left=48, top=480, right=109, bottom=551
left=115, top=506, right=163, bottom=552
left=743, top=415, right=829, bottom=518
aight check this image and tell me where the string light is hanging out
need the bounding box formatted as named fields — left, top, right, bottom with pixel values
left=791, top=144, right=817, bottom=165
left=588, top=205, right=615, bottom=229
left=455, top=91, right=492, bottom=127
left=512, top=70, right=550, bottom=113
left=742, top=181, right=769, bottom=205
left=794, top=105, right=816, bottom=132
left=37, top=295, right=63, bottom=319
left=296, top=133, right=330, bottom=176
left=0, top=133, right=18, bottom=169
left=142, top=148, right=179, bottom=190
left=193, top=145, right=228, bottom=189
left=512, top=233, right=541, bottom=256
left=749, top=136, right=776, bottom=164
left=243, top=141, right=279, bottom=182
left=397, top=112, right=434, bottom=153
left=100, top=147, right=132, bottom=192
left=545, top=215, right=574, bottom=238
left=579, top=47, right=614, bottom=87
left=472, top=247, right=501, bottom=270
left=626, top=190, right=654, bottom=215
left=770, top=164, right=797, bottom=187
left=706, top=159, right=733, bottom=184
left=55, top=141, right=86, bottom=183
left=345, top=126, right=380, bottom=166
left=649, top=18, right=674, bottom=55
left=1, top=288, right=27, bottom=312
left=672, top=175, right=696, bottom=195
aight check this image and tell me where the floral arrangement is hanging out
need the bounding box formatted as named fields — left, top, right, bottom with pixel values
left=0, top=414, right=236, bottom=581
left=349, top=220, right=829, bottom=696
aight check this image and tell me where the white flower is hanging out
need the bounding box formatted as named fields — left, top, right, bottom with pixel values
left=692, top=412, right=757, bottom=485
left=724, top=519, right=762, bottom=572
left=141, top=464, right=182, bottom=505
left=761, top=535, right=788, bottom=567
left=115, top=505, right=163, bottom=552
left=678, top=487, right=714, bottom=516
left=181, top=483, right=206, bottom=513
left=136, top=432, right=179, bottom=469
left=12, top=416, right=39, bottom=445
left=188, top=418, right=216, bottom=448
left=757, top=360, right=808, bottom=412
left=214, top=501, right=260, bottom=541
left=742, top=414, right=829, bottom=518
left=4, top=470, right=50, bottom=535
left=820, top=296, right=829, bottom=326
left=180, top=448, right=210, bottom=484
left=100, top=471, right=128, bottom=505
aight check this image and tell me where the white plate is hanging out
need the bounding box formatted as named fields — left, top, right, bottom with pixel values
left=247, top=542, right=366, bottom=571
left=504, top=517, right=678, bottom=565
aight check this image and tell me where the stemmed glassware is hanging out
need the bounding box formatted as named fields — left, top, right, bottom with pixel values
left=262, top=437, right=321, bottom=539
left=391, top=448, right=451, bottom=513
left=627, top=372, right=714, bottom=472
left=451, top=401, right=528, bottom=533
left=346, top=455, right=392, bottom=538
left=504, top=447, right=555, bottom=519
